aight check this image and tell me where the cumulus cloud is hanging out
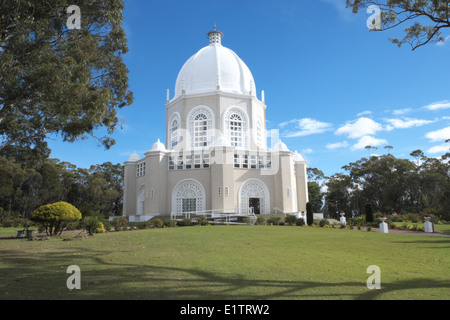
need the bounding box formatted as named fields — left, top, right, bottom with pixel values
left=281, top=118, right=333, bottom=138
left=335, top=117, right=383, bottom=139
left=351, top=135, right=388, bottom=150
left=425, top=126, right=450, bottom=142
left=427, top=145, right=449, bottom=154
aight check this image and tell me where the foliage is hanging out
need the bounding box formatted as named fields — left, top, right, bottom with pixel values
left=323, top=153, right=450, bottom=220
left=319, top=219, right=330, bottom=227
left=178, top=218, right=193, bottom=227
left=151, top=218, right=164, bottom=228
left=285, top=215, right=298, bottom=226
left=83, top=216, right=101, bottom=235
left=295, top=217, right=306, bottom=226
left=30, top=201, right=82, bottom=235
left=346, top=0, right=450, bottom=50
left=267, top=216, right=283, bottom=225
left=306, top=202, right=314, bottom=226
left=365, top=203, right=374, bottom=223
left=110, top=217, right=128, bottom=231
left=0, top=146, right=124, bottom=219
left=0, top=0, right=133, bottom=152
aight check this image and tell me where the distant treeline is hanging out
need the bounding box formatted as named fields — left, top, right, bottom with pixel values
left=317, top=150, right=450, bottom=221
left=0, top=144, right=123, bottom=221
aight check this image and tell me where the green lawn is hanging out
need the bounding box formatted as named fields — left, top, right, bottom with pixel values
left=0, top=225, right=449, bottom=300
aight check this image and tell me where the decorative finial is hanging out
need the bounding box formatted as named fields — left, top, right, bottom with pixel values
left=207, top=26, right=223, bottom=45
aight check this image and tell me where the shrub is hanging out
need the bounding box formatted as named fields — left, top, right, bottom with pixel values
left=103, top=221, right=112, bottom=232
left=30, top=202, right=82, bottom=236
left=319, top=219, right=329, bottom=227
left=178, top=218, right=193, bottom=227
left=306, top=202, right=314, bottom=226
left=295, top=218, right=305, bottom=226
left=151, top=218, right=164, bottom=228
left=83, top=216, right=101, bottom=235
left=163, top=219, right=176, bottom=228
left=111, top=217, right=128, bottom=231
left=365, top=203, right=374, bottom=223
left=285, top=215, right=297, bottom=226
left=267, top=217, right=282, bottom=225
left=197, top=216, right=207, bottom=226
left=255, top=216, right=266, bottom=225
left=96, top=222, right=106, bottom=233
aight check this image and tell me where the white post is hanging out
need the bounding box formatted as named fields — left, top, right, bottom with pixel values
left=340, top=212, right=346, bottom=226
left=379, top=217, right=389, bottom=233
left=424, top=217, right=434, bottom=233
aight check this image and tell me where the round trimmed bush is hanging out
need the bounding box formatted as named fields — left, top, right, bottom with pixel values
left=30, top=202, right=82, bottom=236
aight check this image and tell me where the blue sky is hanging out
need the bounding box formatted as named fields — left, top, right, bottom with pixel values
left=47, top=0, right=450, bottom=177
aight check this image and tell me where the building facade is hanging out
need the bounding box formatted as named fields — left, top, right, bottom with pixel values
left=122, top=28, right=309, bottom=222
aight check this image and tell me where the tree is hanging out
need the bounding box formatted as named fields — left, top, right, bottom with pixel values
left=0, top=0, right=133, bottom=153
left=306, top=202, right=314, bottom=226
left=30, top=201, right=82, bottom=235
left=365, top=202, right=374, bottom=223
left=347, top=0, right=450, bottom=50
left=384, top=145, right=393, bottom=155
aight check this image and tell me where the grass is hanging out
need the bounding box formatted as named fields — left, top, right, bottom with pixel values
left=0, top=225, right=449, bottom=300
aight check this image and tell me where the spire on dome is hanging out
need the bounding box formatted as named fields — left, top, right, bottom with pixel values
left=207, top=25, right=223, bottom=45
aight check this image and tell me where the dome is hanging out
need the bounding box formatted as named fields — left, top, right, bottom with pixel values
left=293, top=150, right=305, bottom=162
left=174, top=28, right=256, bottom=99
left=127, top=151, right=140, bottom=162
left=150, top=139, right=166, bottom=152
left=273, top=140, right=290, bottom=152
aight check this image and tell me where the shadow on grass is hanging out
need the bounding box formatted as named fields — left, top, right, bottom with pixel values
left=1, top=245, right=449, bottom=300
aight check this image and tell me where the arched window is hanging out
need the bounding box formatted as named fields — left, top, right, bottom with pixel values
left=168, top=113, right=181, bottom=150
left=170, top=119, right=179, bottom=149
left=172, top=179, right=206, bottom=214
left=224, top=107, right=248, bottom=149
left=188, top=106, right=214, bottom=150
left=256, top=120, right=263, bottom=148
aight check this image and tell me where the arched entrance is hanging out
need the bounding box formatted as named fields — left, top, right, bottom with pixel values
left=172, top=179, right=206, bottom=214
left=239, top=179, right=270, bottom=215
left=137, top=186, right=146, bottom=215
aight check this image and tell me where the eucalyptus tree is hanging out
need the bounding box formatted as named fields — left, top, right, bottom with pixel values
left=0, top=0, right=133, bottom=152
left=347, top=0, right=450, bottom=50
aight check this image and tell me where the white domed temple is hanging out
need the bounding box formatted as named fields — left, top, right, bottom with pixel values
left=122, top=27, right=309, bottom=223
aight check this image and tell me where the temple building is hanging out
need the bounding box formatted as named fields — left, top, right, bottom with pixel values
left=122, top=27, right=309, bottom=222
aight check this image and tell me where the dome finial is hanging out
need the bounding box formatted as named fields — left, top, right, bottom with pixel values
left=207, top=26, right=223, bottom=45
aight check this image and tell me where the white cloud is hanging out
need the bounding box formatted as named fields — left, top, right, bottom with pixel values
left=392, top=108, right=413, bottom=116
left=335, top=117, right=383, bottom=139
left=427, top=145, right=449, bottom=154
left=425, top=126, right=450, bottom=142
left=437, top=35, right=450, bottom=46
left=352, top=135, right=388, bottom=150
left=357, top=110, right=372, bottom=117
left=384, top=118, right=435, bottom=131
left=326, top=141, right=349, bottom=150
left=282, top=118, right=333, bottom=138
left=423, top=100, right=450, bottom=111
left=301, top=148, right=314, bottom=154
